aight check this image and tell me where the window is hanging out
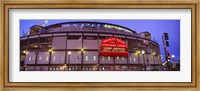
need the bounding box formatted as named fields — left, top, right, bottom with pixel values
left=129, top=57, right=132, bottom=61
left=30, top=27, right=40, bottom=34
left=85, top=56, right=88, bottom=61
left=77, top=56, right=79, bottom=61
left=68, top=35, right=81, bottom=40
left=32, top=57, right=35, bottom=61
left=133, top=58, right=136, bottom=62
left=117, top=56, right=119, bottom=60
left=46, top=56, right=49, bottom=61
left=61, top=56, right=64, bottom=61
left=60, top=67, right=63, bottom=70
left=62, top=24, right=70, bottom=27
left=83, top=36, right=98, bottom=40
left=108, top=56, right=110, bottom=61
left=53, top=67, right=55, bottom=71
left=53, top=56, right=56, bottom=61
left=28, top=57, right=32, bottom=61
left=102, top=56, right=105, bottom=61
left=39, top=56, right=42, bottom=61
left=93, top=56, right=96, bottom=61
left=40, top=37, right=52, bottom=43
left=122, top=57, right=124, bottom=61
left=28, top=38, right=38, bottom=45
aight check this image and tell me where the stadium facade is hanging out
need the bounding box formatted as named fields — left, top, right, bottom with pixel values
left=20, top=21, right=162, bottom=71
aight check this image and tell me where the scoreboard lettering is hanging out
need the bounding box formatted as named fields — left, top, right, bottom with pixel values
left=100, top=37, right=128, bottom=57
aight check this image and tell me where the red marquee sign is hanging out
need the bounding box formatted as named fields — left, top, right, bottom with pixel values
left=100, top=37, right=128, bottom=57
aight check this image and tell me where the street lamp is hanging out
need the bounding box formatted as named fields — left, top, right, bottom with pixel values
left=141, top=50, right=146, bottom=71
left=64, top=64, right=67, bottom=71
left=172, top=55, right=175, bottom=62
left=141, top=50, right=145, bottom=54
left=48, top=49, right=53, bottom=53
left=81, top=48, right=84, bottom=52
left=136, top=50, right=140, bottom=55
left=23, top=50, right=28, bottom=54
left=67, top=51, right=71, bottom=71
left=171, top=55, right=176, bottom=70
left=68, top=51, right=71, bottom=55
left=152, top=53, right=156, bottom=70
left=135, top=50, right=141, bottom=65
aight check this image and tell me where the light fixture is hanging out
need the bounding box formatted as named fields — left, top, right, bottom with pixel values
left=136, top=51, right=141, bottom=55
left=68, top=51, right=71, bottom=55
left=48, top=49, right=52, bottom=53
left=23, top=50, right=28, bottom=54
left=172, top=55, right=175, bottom=58
left=64, top=64, right=67, bottom=68
left=81, top=48, right=84, bottom=52
left=141, top=50, right=145, bottom=54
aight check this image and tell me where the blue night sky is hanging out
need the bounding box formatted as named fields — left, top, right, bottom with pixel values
left=20, top=20, right=180, bottom=62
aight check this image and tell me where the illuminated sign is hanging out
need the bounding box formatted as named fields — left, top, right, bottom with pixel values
left=100, top=37, right=128, bottom=57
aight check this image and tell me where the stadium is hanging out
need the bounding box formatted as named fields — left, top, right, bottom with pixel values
left=20, top=21, right=162, bottom=71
